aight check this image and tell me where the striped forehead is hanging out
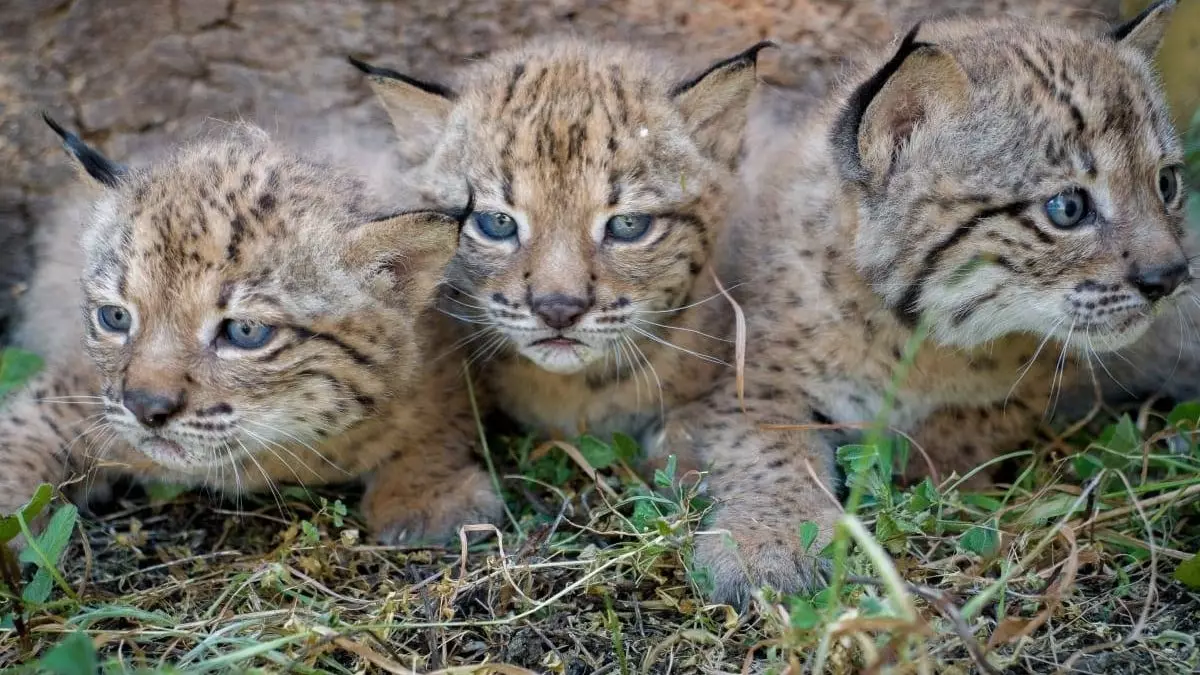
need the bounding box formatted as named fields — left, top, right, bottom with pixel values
left=97, top=164, right=313, bottom=308
left=997, top=36, right=1174, bottom=158
left=462, top=56, right=676, bottom=208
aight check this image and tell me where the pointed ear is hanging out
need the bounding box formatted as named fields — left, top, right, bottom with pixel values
left=670, top=42, right=773, bottom=167
left=349, top=56, right=455, bottom=162
left=344, top=189, right=471, bottom=306
left=42, top=113, right=127, bottom=188
left=1111, top=0, right=1176, bottom=60
left=830, top=26, right=969, bottom=184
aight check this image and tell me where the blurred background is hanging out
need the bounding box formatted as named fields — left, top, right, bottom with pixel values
left=0, top=0, right=1196, bottom=341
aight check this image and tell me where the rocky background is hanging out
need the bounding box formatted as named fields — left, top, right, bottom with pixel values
left=0, top=0, right=1122, bottom=339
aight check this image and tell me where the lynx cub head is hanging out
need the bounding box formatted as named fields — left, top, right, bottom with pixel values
left=831, top=0, right=1188, bottom=353
left=354, top=40, right=765, bottom=374
left=46, top=118, right=463, bottom=472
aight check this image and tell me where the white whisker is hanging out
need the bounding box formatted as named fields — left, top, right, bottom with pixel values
left=626, top=335, right=666, bottom=422
left=634, top=318, right=733, bottom=343
left=633, top=284, right=745, bottom=315
left=1006, top=316, right=1065, bottom=406
left=241, top=418, right=350, bottom=476
left=628, top=325, right=729, bottom=366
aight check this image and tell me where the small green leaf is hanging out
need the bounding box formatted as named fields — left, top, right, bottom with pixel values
left=577, top=435, right=616, bottom=470
left=35, top=631, right=97, bottom=675
left=1073, top=452, right=1104, bottom=480
left=0, top=483, right=54, bottom=543
left=1096, top=415, right=1140, bottom=455
left=0, top=348, right=44, bottom=398
left=1167, top=401, right=1200, bottom=429
left=836, top=444, right=879, bottom=471
left=798, top=521, right=819, bottom=552
left=145, top=482, right=189, bottom=503
left=1173, top=553, right=1200, bottom=590
left=908, top=478, right=939, bottom=510
left=20, top=504, right=78, bottom=567
left=960, top=521, right=1000, bottom=557
left=23, top=568, right=53, bottom=604
left=631, top=499, right=659, bottom=532
left=332, top=500, right=347, bottom=527
left=300, top=520, right=319, bottom=544
left=654, top=454, right=678, bottom=488
left=788, top=597, right=820, bottom=630
left=612, top=433, right=640, bottom=463
left=875, top=512, right=907, bottom=554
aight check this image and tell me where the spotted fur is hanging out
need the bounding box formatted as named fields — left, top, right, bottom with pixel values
left=356, top=40, right=762, bottom=445
left=0, top=123, right=501, bottom=545
left=666, top=1, right=1189, bottom=605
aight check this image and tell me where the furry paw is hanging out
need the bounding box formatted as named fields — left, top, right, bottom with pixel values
left=363, top=467, right=503, bottom=547
left=693, top=509, right=836, bottom=608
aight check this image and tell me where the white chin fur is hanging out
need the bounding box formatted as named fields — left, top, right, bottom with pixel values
left=518, top=344, right=600, bottom=374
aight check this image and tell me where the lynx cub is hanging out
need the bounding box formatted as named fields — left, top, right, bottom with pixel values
left=665, top=0, right=1189, bottom=604
left=351, top=39, right=762, bottom=450
left=0, top=119, right=501, bottom=545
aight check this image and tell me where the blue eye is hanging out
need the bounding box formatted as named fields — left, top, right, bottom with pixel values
left=97, top=305, right=132, bottom=333
left=222, top=320, right=275, bottom=349
left=1159, top=166, right=1180, bottom=205
left=605, top=214, right=653, bottom=241
left=1044, top=190, right=1091, bottom=229
left=473, top=212, right=518, bottom=240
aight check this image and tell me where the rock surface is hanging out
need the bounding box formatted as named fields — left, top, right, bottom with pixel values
left=0, top=0, right=1119, bottom=338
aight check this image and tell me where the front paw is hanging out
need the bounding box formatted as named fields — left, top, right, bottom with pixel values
left=693, top=510, right=836, bottom=608
left=363, top=467, right=503, bottom=547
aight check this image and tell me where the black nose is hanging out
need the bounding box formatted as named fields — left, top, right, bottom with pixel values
left=532, top=293, right=589, bottom=330
left=1128, top=261, right=1191, bottom=302
left=123, top=389, right=186, bottom=428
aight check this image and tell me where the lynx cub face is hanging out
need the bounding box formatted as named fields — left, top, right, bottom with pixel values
left=833, top=5, right=1190, bottom=353
left=51, top=120, right=463, bottom=474
left=354, top=40, right=764, bottom=375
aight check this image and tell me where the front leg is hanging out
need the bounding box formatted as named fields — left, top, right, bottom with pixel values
left=904, top=398, right=1046, bottom=488
left=359, top=399, right=503, bottom=546
left=657, top=377, right=842, bottom=607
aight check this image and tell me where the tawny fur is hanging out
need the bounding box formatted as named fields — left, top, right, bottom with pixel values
left=0, top=124, right=501, bottom=545
left=665, top=2, right=1189, bottom=605
left=356, top=41, right=763, bottom=453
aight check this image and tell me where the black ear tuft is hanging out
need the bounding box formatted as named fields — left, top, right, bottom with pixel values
left=1111, top=0, right=1174, bottom=41
left=347, top=55, right=457, bottom=100
left=1110, top=0, right=1176, bottom=58
left=42, top=113, right=127, bottom=188
left=829, top=24, right=929, bottom=183
left=669, top=40, right=777, bottom=97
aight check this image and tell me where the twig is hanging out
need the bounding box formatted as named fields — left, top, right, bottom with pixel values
left=709, top=268, right=746, bottom=411
left=1076, top=483, right=1200, bottom=528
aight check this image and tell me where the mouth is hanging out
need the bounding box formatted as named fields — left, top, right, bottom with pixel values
left=530, top=337, right=583, bottom=349
left=133, top=434, right=235, bottom=471
left=137, top=437, right=189, bottom=464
